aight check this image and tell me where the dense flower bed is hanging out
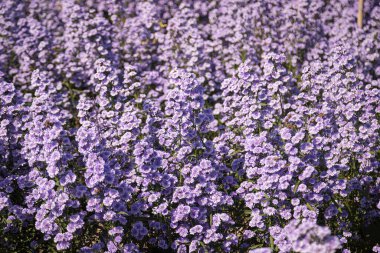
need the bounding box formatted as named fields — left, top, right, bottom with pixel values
left=0, top=0, right=379, bottom=252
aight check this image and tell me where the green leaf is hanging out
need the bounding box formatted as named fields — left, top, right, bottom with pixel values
left=249, top=244, right=264, bottom=249
left=293, top=180, right=301, bottom=193
left=306, top=203, right=315, bottom=211
left=270, top=236, right=274, bottom=249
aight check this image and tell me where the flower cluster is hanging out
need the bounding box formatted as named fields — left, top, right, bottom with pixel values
left=0, top=0, right=379, bottom=252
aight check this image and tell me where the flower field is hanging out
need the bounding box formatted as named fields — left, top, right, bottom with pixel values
left=0, top=0, right=379, bottom=252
